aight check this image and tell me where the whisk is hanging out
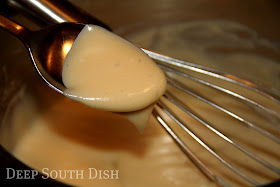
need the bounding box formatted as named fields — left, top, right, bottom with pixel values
left=4, top=0, right=280, bottom=186
left=145, top=49, right=280, bottom=186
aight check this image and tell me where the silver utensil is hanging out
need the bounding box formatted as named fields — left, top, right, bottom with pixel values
left=0, top=15, right=85, bottom=94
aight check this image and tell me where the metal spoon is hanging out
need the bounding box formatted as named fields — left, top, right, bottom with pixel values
left=0, top=14, right=85, bottom=94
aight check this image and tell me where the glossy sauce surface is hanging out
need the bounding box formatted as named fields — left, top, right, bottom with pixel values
left=4, top=20, right=280, bottom=187
left=62, top=25, right=166, bottom=131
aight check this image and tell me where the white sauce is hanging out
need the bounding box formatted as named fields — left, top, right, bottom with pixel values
left=62, top=25, right=166, bottom=131
left=3, top=20, right=280, bottom=187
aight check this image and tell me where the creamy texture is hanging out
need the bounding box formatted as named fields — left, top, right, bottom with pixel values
left=62, top=25, right=166, bottom=131
left=1, top=20, right=280, bottom=187
left=6, top=93, right=213, bottom=187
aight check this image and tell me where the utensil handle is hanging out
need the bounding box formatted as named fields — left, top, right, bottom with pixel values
left=0, top=14, right=30, bottom=41
left=5, top=0, right=110, bottom=29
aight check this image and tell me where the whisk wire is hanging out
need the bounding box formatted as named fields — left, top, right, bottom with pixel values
left=146, top=49, right=280, bottom=186
left=164, top=90, right=280, bottom=174
left=142, top=48, right=280, bottom=105
left=160, top=65, right=280, bottom=120
left=155, top=101, right=260, bottom=186
left=153, top=106, right=230, bottom=187
left=166, top=77, right=280, bottom=145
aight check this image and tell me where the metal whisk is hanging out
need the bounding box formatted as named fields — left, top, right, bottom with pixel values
left=144, top=49, right=280, bottom=186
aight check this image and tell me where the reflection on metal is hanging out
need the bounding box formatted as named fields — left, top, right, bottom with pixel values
left=62, top=41, right=72, bottom=57
left=29, top=0, right=66, bottom=23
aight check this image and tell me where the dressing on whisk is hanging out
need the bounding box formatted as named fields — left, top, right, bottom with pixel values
left=62, top=25, right=167, bottom=132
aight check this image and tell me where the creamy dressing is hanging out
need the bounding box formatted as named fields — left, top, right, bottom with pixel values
left=2, top=20, right=280, bottom=187
left=62, top=25, right=166, bottom=131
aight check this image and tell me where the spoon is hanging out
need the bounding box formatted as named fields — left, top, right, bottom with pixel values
left=0, top=14, right=85, bottom=94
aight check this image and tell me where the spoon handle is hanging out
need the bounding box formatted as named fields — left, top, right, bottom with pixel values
left=0, top=15, right=30, bottom=42
left=4, top=0, right=110, bottom=30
